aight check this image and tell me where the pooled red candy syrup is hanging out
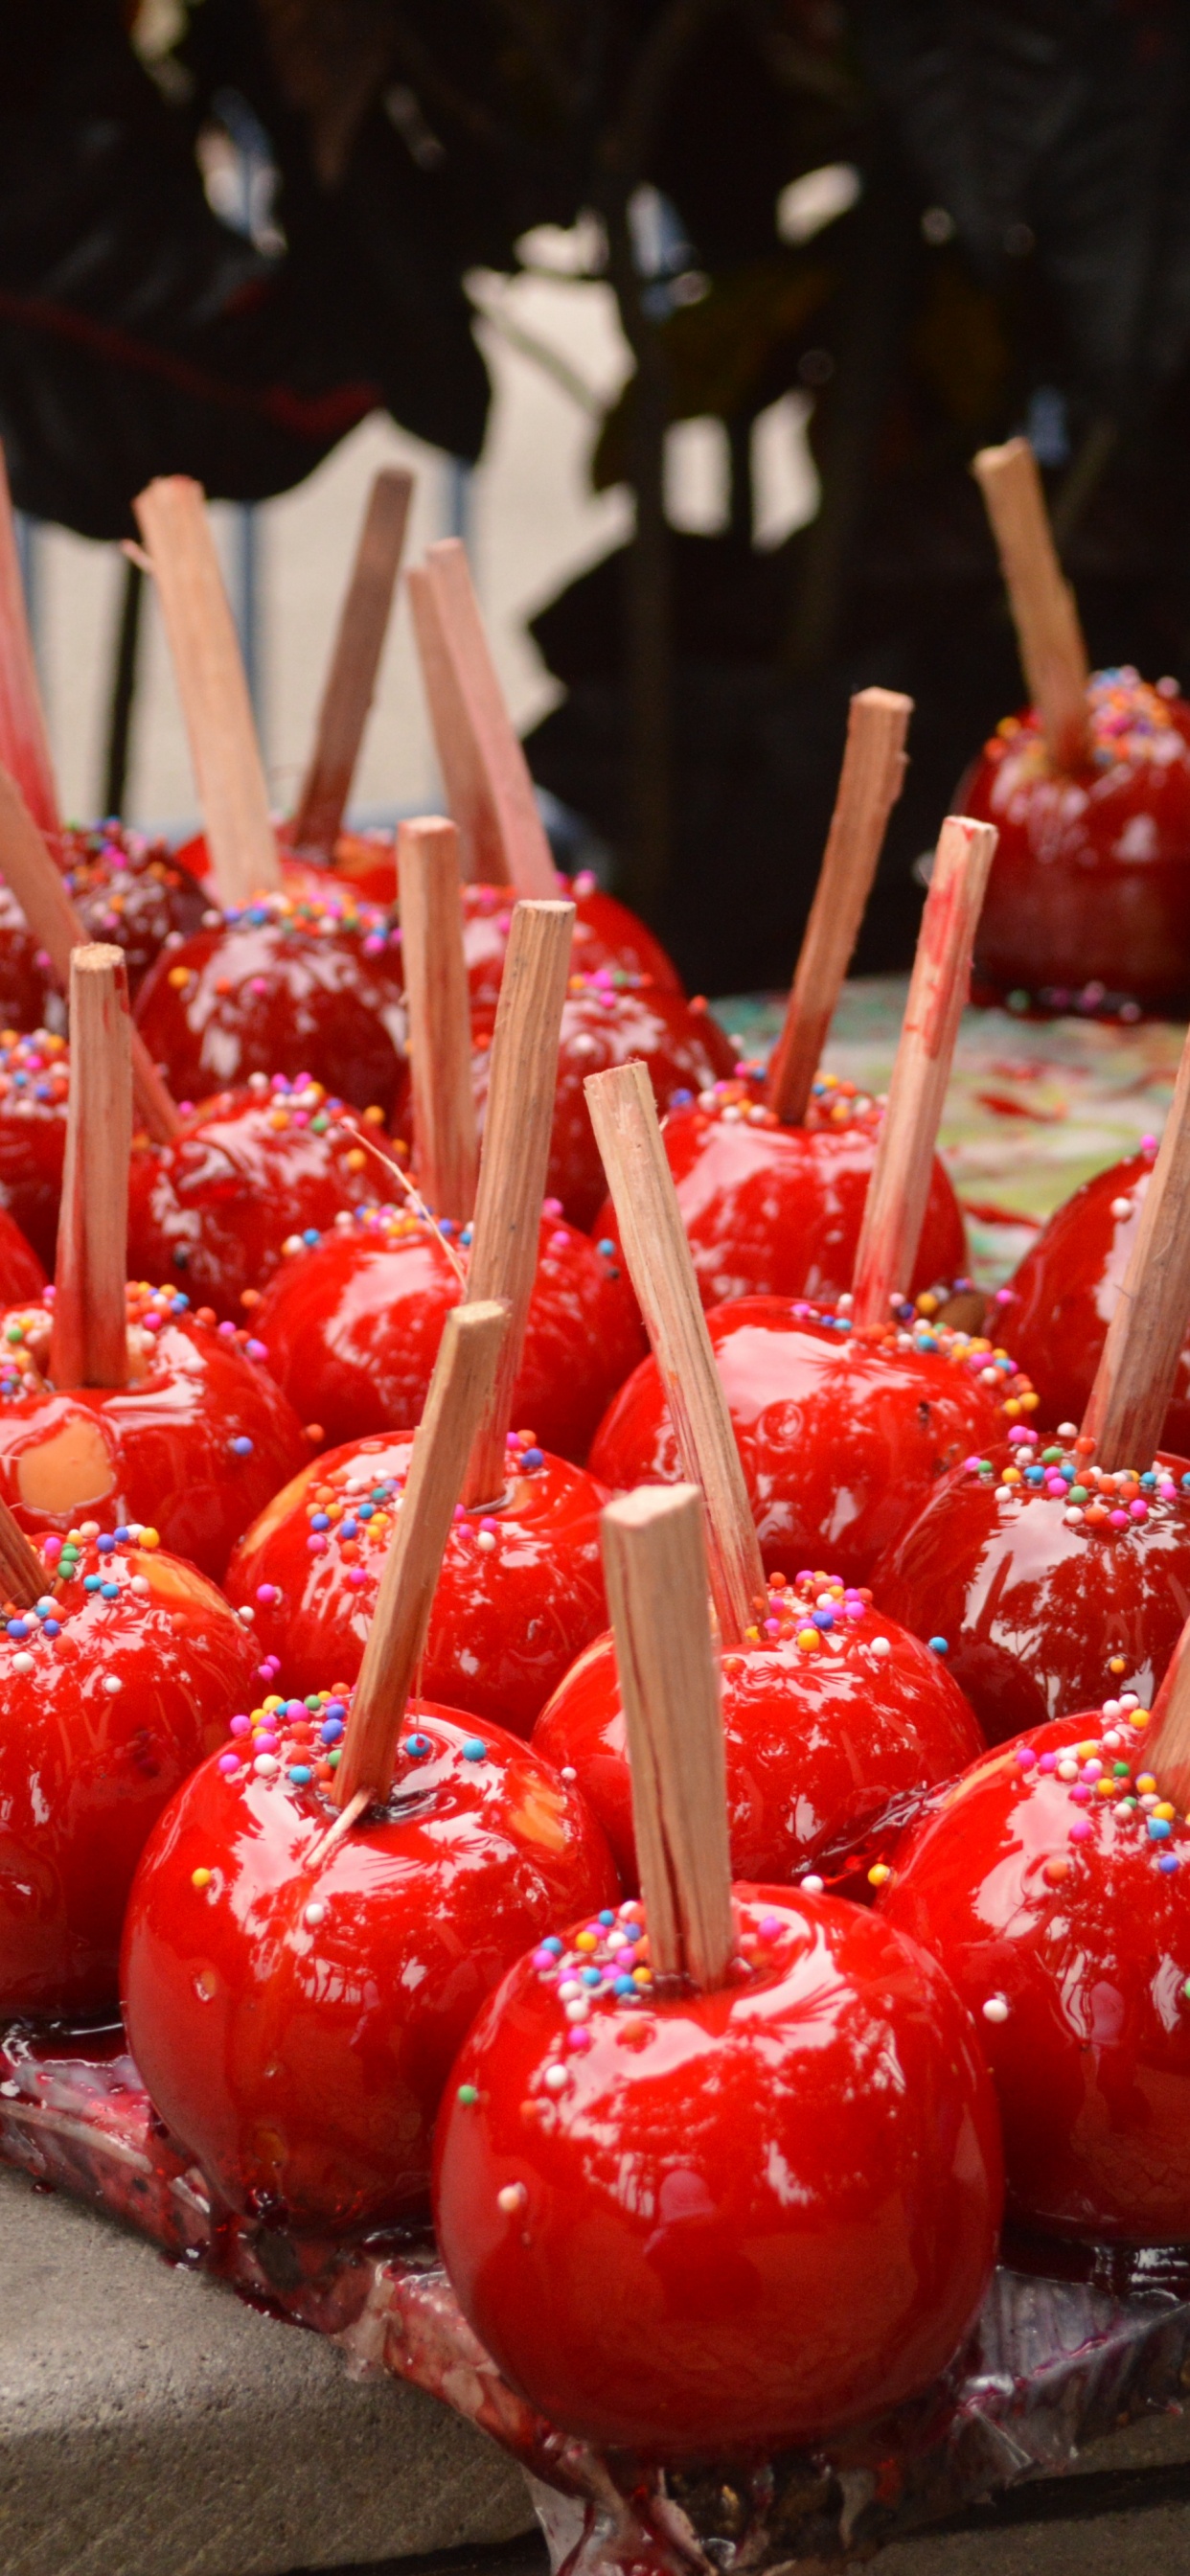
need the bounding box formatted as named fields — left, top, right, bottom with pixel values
left=591, top=1293, right=1037, bottom=1589
left=964, top=670, right=1190, bottom=1009
left=873, top=1429, right=1190, bottom=1744
left=229, top=1429, right=607, bottom=1737
left=134, top=888, right=409, bottom=1118
left=533, top=1568, right=983, bottom=1894
left=465, top=976, right=735, bottom=1232
left=432, top=1884, right=1002, bottom=2458
left=60, top=824, right=210, bottom=998
left=0, top=1029, right=68, bottom=1266
left=459, top=871, right=681, bottom=1009
left=121, top=1695, right=618, bottom=2234
left=254, top=1200, right=644, bottom=1460
left=126, top=1074, right=385, bottom=1324
left=0, top=1282, right=309, bottom=1579
left=880, top=1700, right=1190, bottom=2242
left=995, top=1139, right=1190, bottom=1451
left=599, top=1070, right=968, bottom=1308
left=0, top=1530, right=260, bottom=2019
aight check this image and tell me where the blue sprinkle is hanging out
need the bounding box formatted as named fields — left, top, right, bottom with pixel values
left=542, top=1936, right=564, bottom=1957
left=1149, top=1817, right=1173, bottom=1839
left=613, top=1976, right=638, bottom=1997
left=288, top=1764, right=312, bottom=1786
left=812, top=1608, right=834, bottom=1630
left=339, top=1518, right=358, bottom=1539
left=113, top=1527, right=130, bottom=1544
left=404, top=1733, right=432, bottom=1759
left=172, top=1295, right=190, bottom=1311
left=83, top=1576, right=102, bottom=1594
left=596, top=1239, right=616, bottom=1257
left=621, top=1920, right=643, bottom=1943
left=96, top=1535, right=116, bottom=1554
left=928, top=1635, right=949, bottom=1655
left=439, top=1218, right=455, bottom=1237
left=1158, top=1852, right=1179, bottom=1873
left=599, top=1910, right=616, bottom=1926
left=100, top=1582, right=119, bottom=1599
left=356, top=1504, right=375, bottom=1521
left=521, top=1448, right=544, bottom=1471
left=670, top=1088, right=694, bottom=1108
left=325, top=1700, right=346, bottom=1720
left=582, top=1966, right=602, bottom=1986
left=1140, top=1471, right=1158, bottom=1489
left=1025, top=1466, right=1045, bottom=1484
left=5, top=1619, right=26, bottom=1638
left=309, top=1511, right=331, bottom=1530
left=460, top=1225, right=473, bottom=1245
left=302, top=1228, right=320, bottom=1246
left=461, top=1736, right=487, bottom=1761
left=319, top=1718, right=344, bottom=1745
left=42, top=1621, right=59, bottom=1638
left=231, top=1435, right=254, bottom=1458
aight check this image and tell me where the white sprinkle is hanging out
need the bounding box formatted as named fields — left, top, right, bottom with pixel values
left=254, top=1752, right=279, bottom=1778
left=238, top=1604, right=255, bottom=1622
left=564, top=1998, right=589, bottom=2022
left=476, top=1530, right=496, bottom=1553
left=561, top=1765, right=577, bottom=1782
left=1064, top=1506, right=1085, bottom=1525
left=304, top=1898, right=328, bottom=1927
left=1057, top=1422, right=1079, bottom=1439
left=1110, top=1198, right=1133, bottom=1219
left=80, top=1520, right=100, bottom=1540
left=1102, top=1699, right=1122, bottom=1719
left=1057, top=1760, right=1080, bottom=1781
left=1119, top=1692, right=1140, bottom=1711
left=129, top=1575, right=149, bottom=1595
left=103, top=1674, right=122, bottom=1694
left=557, top=1979, right=583, bottom=2001
left=543, top=2063, right=569, bottom=2094
left=801, top=1874, right=825, bottom=1896
left=982, top=1994, right=1010, bottom=2024
left=497, top=2182, right=527, bottom=2214
left=11, top=1651, right=33, bottom=1673
left=871, top=1637, right=891, bottom=1658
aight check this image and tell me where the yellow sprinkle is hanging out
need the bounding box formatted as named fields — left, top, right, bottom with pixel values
left=192, top=1868, right=213, bottom=1891
left=1137, top=1775, right=1157, bottom=1792
left=363, top=1104, right=385, bottom=1125
left=139, top=1527, right=160, bottom=1550
left=1109, top=1656, right=1127, bottom=1673
left=346, top=1148, right=366, bottom=1171
left=1131, top=1710, right=1150, bottom=1727
left=167, top=965, right=193, bottom=988
left=575, top=1931, right=598, bottom=1951
left=795, top=1627, right=818, bottom=1651
left=1020, top=1392, right=1040, bottom=1411
left=868, top=1863, right=891, bottom=1887
left=1003, top=1398, right=1021, bottom=1418
left=1155, top=1802, right=1176, bottom=1821
left=1095, top=1779, right=1115, bottom=1798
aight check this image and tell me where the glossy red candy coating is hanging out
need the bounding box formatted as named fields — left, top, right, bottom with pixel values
left=0, top=1209, right=43, bottom=1304
left=122, top=1709, right=619, bottom=2233
left=0, top=1029, right=68, bottom=1266
left=61, top=826, right=210, bottom=997
left=254, top=1206, right=644, bottom=1460
left=0, top=885, right=64, bottom=1035
left=964, top=676, right=1190, bottom=1006
left=881, top=1708, right=1190, bottom=2241
left=534, top=1577, right=983, bottom=1890
left=590, top=1300, right=1030, bottom=1588
left=134, top=903, right=408, bottom=1116
left=459, top=877, right=682, bottom=1009
left=611, top=1081, right=968, bottom=1308
left=874, top=1442, right=1190, bottom=1744
left=126, top=1080, right=383, bottom=1323
left=0, top=1536, right=259, bottom=2019
left=432, top=1885, right=1002, bottom=2457
left=466, top=982, right=735, bottom=1232
left=0, top=1290, right=309, bottom=1579
left=995, top=1149, right=1190, bottom=1453
left=229, top=1432, right=608, bottom=1736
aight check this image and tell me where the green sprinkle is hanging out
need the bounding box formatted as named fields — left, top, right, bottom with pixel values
left=457, top=2082, right=479, bottom=2106
left=1041, top=1446, right=1064, bottom=1462
left=1113, top=1761, right=1131, bottom=1777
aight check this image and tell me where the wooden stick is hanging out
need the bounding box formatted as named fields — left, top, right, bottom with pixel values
left=766, top=688, right=912, bottom=1124
left=602, top=1484, right=735, bottom=1990
left=463, top=899, right=574, bottom=1504
left=973, top=438, right=1089, bottom=773
left=332, top=1300, right=509, bottom=1807
left=132, top=477, right=282, bottom=906
left=1081, top=1016, right=1190, bottom=1469
left=412, top=540, right=558, bottom=895
left=397, top=816, right=478, bottom=1224
left=0, top=1494, right=47, bottom=1612
left=851, top=815, right=997, bottom=1330
left=0, top=767, right=180, bottom=1142
left=51, top=946, right=132, bottom=1391
left=1143, top=1615, right=1190, bottom=1816
left=584, top=1060, right=766, bottom=1644
left=291, top=468, right=413, bottom=854
left=0, top=448, right=59, bottom=843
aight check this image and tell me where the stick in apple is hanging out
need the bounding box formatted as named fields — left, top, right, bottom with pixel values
left=51, top=945, right=132, bottom=1391
left=584, top=1059, right=767, bottom=1644
left=408, top=539, right=557, bottom=895
left=0, top=766, right=180, bottom=1143
left=1081, top=1015, right=1190, bottom=1472
left=132, top=475, right=282, bottom=906
left=850, top=815, right=998, bottom=1330
left=397, top=816, right=478, bottom=1225
left=766, top=689, right=912, bottom=1126
left=602, top=1482, right=735, bottom=1989
left=332, top=1298, right=509, bottom=1807
left=0, top=1490, right=47, bottom=1613
left=292, top=468, right=413, bottom=856
left=973, top=437, right=1089, bottom=774
left=1142, top=1614, right=1190, bottom=1819
left=0, top=447, right=60, bottom=844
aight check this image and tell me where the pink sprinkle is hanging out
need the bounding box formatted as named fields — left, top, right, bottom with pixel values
left=1160, top=1480, right=1179, bottom=1501
left=1130, top=1500, right=1148, bottom=1520
left=758, top=1913, right=783, bottom=1940
left=308, top=1534, right=328, bottom=1554
left=763, top=1617, right=780, bottom=1637
left=542, top=1198, right=563, bottom=1217
left=1070, top=1784, right=1091, bottom=1804
left=229, top=1714, right=251, bottom=1737
left=1069, top=1819, right=1092, bottom=1842
left=346, top=1568, right=369, bottom=1588
left=255, top=1583, right=278, bottom=1604
left=1038, top=1752, right=1058, bottom=1772
left=217, top=1753, right=240, bottom=1776
left=1016, top=1747, right=1037, bottom=1768
left=1109, top=1508, right=1130, bottom=1527
left=567, top=2025, right=592, bottom=2050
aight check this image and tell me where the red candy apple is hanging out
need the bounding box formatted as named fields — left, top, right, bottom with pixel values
left=0, top=1208, right=43, bottom=1304
left=880, top=1700, right=1190, bottom=2241
left=62, top=824, right=211, bottom=998
left=460, top=871, right=680, bottom=1007
left=134, top=889, right=408, bottom=1116
left=0, top=886, right=63, bottom=1035
left=0, top=1028, right=68, bottom=1266
left=534, top=1564, right=983, bottom=1890
left=0, top=1524, right=260, bottom=2018
left=229, top=1426, right=608, bottom=1736
left=591, top=1296, right=1036, bottom=1588
left=995, top=1140, right=1190, bottom=1453
left=254, top=1201, right=643, bottom=1460
left=126, top=1075, right=383, bottom=1322
left=0, top=1283, right=309, bottom=1578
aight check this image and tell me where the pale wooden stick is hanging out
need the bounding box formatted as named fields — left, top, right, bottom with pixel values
left=332, top=1300, right=509, bottom=1807
left=584, top=1060, right=766, bottom=1645
left=602, top=1484, right=735, bottom=1990
left=292, top=468, right=413, bottom=854
left=0, top=767, right=180, bottom=1142
left=1144, top=1615, right=1190, bottom=1816
left=0, top=449, right=59, bottom=843
left=133, top=476, right=282, bottom=906
left=51, top=946, right=131, bottom=1391
left=973, top=438, right=1089, bottom=772
left=463, top=900, right=574, bottom=1503
left=397, top=816, right=478, bottom=1224
left=851, top=815, right=997, bottom=1330
left=413, top=540, right=558, bottom=895
left=766, top=688, right=912, bottom=1124
left=0, top=1494, right=46, bottom=1611
left=1081, top=1015, right=1190, bottom=1469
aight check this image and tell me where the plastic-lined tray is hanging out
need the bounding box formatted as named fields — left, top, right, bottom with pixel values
left=5, top=2020, right=1190, bottom=2573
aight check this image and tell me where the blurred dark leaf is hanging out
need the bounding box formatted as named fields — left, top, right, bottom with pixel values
left=590, top=254, right=835, bottom=490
